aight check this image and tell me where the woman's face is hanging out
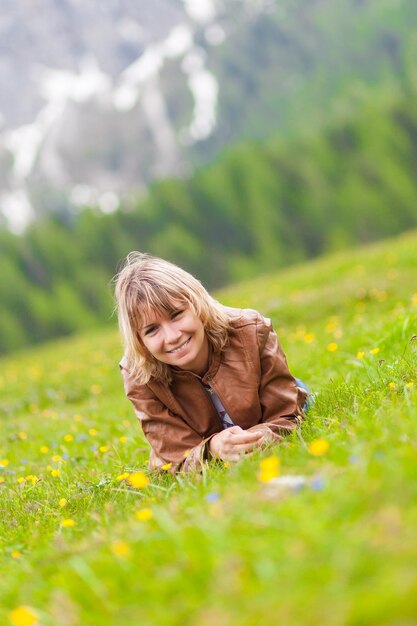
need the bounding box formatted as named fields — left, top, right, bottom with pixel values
left=139, top=302, right=209, bottom=376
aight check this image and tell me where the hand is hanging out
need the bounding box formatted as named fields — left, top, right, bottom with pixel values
left=209, top=426, right=264, bottom=462
left=248, top=425, right=276, bottom=445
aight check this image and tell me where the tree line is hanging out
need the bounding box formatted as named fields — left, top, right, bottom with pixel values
left=1, top=85, right=417, bottom=354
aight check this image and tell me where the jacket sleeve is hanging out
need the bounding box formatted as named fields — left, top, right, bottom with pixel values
left=251, top=317, right=307, bottom=439
left=120, top=364, right=215, bottom=473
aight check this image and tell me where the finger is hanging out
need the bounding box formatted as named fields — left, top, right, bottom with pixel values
left=223, top=439, right=261, bottom=460
left=227, top=426, right=244, bottom=434
left=228, top=432, right=263, bottom=445
left=227, top=440, right=262, bottom=454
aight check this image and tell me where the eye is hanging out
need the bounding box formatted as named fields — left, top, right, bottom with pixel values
left=144, top=325, right=157, bottom=336
left=171, top=309, right=184, bottom=319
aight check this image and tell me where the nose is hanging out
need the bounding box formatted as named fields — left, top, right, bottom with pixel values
left=162, top=322, right=182, bottom=345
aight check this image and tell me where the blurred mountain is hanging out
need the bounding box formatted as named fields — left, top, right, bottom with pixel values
left=0, top=0, right=415, bottom=231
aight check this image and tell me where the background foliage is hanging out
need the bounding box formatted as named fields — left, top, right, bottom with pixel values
left=1, top=83, right=417, bottom=353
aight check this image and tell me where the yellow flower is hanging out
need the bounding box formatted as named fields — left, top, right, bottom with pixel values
left=356, top=351, right=364, bottom=359
left=88, top=428, right=98, bottom=437
left=51, top=469, right=60, bottom=478
left=11, top=550, right=22, bottom=559
left=135, top=508, right=153, bottom=521
left=59, top=498, right=67, bottom=507
left=18, top=432, right=27, bottom=440
left=370, top=347, right=380, bottom=355
left=260, top=456, right=280, bottom=472
left=388, top=382, right=396, bottom=389
left=304, top=332, right=315, bottom=344
left=119, top=436, right=127, bottom=443
left=327, top=342, right=338, bottom=352
left=116, top=472, right=130, bottom=481
left=17, top=477, right=25, bottom=484
left=325, top=319, right=338, bottom=333
left=411, top=294, right=417, bottom=306
left=1, top=458, right=10, bottom=467
left=308, top=439, right=330, bottom=456
left=25, top=475, right=39, bottom=485
left=60, top=519, right=75, bottom=528
left=9, top=605, right=39, bottom=626
left=258, top=456, right=280, bottom=483
left=51, top=455, right=61, bottom=463
left=99, top=445, right=109, bottom=453
left=63, top=434, right=73, bottom=443
left=161, top=463, right=172, bottom=471
left=127, top=472, right=149, bottom=489
left=40, top=446, right=49, bottom=454
left=110, top=540, right=131, bottom=559
left=405, top=381, right=414, bottom=388
left=0, top=477, right=4, bottom=484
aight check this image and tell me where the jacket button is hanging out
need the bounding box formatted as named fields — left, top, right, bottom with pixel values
left=206, top=375, right=212, bottom=382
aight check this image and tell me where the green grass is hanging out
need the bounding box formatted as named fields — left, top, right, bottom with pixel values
left=1, top=230, right=417, bottom=626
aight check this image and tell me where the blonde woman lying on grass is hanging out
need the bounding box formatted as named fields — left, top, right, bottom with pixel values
left=115, top=253, right=310, bottom=472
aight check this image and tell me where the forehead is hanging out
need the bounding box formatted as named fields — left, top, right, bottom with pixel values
left=139, top=298, right=187, bottom=326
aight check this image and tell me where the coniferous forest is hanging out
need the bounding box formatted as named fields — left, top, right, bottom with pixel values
left=1, top=84, right=417, bottom=353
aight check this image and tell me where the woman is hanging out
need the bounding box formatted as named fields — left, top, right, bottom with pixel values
left=115, top=252, right=308, bottom=472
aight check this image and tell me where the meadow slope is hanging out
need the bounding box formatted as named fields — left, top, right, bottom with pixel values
left=1, top=230, right=417, bottom=626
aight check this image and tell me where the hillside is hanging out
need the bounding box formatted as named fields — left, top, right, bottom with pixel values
left=1, top=231, right=416, bottom=625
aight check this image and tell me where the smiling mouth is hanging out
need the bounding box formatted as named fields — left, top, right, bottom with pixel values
left=167, top=337, right=191, bottom=354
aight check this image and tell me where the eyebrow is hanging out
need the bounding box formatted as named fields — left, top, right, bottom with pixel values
left=139, top=320, right=157, bottom=332
left=139, top=309, right=173, bottom=332
left=138, top=303, right=186, bottom=331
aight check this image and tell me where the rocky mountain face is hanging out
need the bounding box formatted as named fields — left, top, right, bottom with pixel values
left=0, top=0, right=414, bottom=231
left=0, top=0, right=229, bottom=229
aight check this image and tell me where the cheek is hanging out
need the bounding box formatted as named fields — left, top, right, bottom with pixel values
left=195, top=322, right=206, bottom=342
left=141, top=335, right=158, bottom=356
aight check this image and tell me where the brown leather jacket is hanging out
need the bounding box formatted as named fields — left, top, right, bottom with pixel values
left=120, top=307, right=307, bottom=472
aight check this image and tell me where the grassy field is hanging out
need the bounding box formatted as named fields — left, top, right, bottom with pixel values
left=1, top=230, right=417, bottom=626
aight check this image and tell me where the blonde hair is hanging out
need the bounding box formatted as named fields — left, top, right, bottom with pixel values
left=114, top=252, right=230, bottom=385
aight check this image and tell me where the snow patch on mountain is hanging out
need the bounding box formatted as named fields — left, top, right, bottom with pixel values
left=0, top=0, right=230, bottom=231
left=182, top=0, right=217, bottom=24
